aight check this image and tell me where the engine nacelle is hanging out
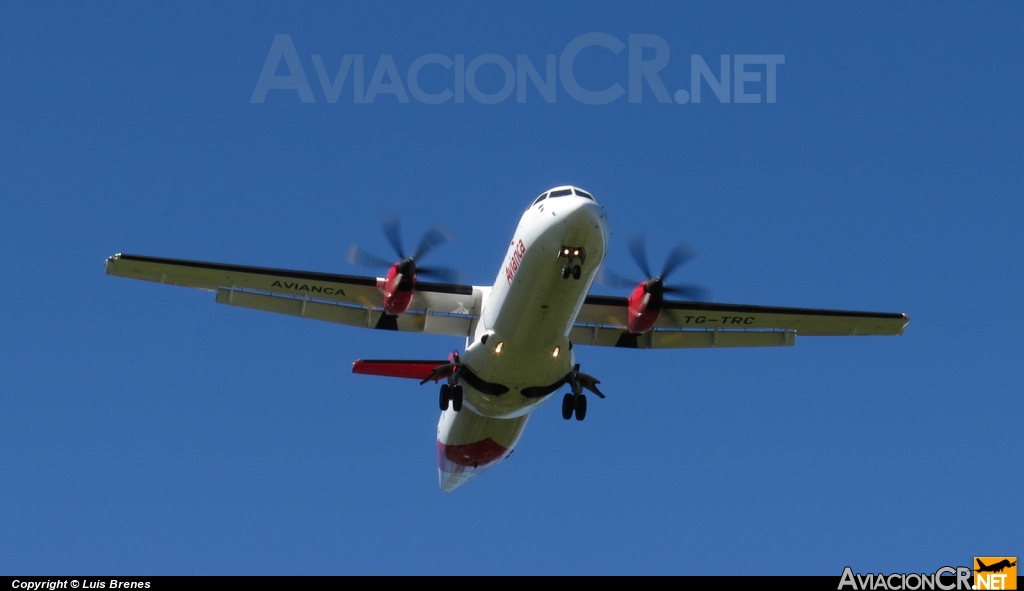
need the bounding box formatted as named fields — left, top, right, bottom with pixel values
left=626, top=280, right=663, bottom=334
left=382, top=260, right=417, bottom=315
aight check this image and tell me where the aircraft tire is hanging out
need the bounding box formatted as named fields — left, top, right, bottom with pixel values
left=575, top=394, right=587, bottom=421
left=561, top=264, right=571, bottom=279
left=439, top=384, right=450, bottom=411
left=572, top=265, right=582, bottom=280
left=452, top=385, right=464, bottom=412
left=561, top=393, right=574, bottom=420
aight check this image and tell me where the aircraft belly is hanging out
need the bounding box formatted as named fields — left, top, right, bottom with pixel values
left=453, top=337, right=569, bottom=418
left=457, top=196, right=608, bottom=421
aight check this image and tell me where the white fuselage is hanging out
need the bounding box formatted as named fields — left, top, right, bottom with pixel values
left=436, top=188, right=609, bottom=492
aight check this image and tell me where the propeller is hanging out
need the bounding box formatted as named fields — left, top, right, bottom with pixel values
left=599, top=235, right=710, bottom=301
left=348, top=215, right=464, bottom=283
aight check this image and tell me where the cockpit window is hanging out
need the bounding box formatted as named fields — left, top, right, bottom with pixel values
left=549, top=189, right=573, bottom=198
left=574, top=189, right=594, bottom=200
left=532, top=192, right=548, bottom=205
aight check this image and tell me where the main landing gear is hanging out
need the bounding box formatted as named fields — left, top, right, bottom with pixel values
left=560, top=363, right=604, bottom=422
left=559, top=246, right=586, bottom=280
left=424, top=351, right=465, bottom=413
left=561, top=392, right=587, bottom=421
left=440, top=383, right=463, bottom=412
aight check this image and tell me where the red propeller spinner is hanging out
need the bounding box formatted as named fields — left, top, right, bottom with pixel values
left=599, top=235, right=710, bottom=335
left=348, top=215, right=463, bottom=316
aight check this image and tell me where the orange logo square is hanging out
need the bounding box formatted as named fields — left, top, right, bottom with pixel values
left=975, top=557, right=1017, bottom=590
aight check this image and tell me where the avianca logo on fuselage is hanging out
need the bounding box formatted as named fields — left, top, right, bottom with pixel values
left=504, top=239, right=527, bottom=285
left=270, top=280, right=345, bottom=296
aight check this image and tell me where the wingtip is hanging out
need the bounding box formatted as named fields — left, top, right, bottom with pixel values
left=893, top=313, right=910, bottom=336
left=104, top=253, right=121, bottom=273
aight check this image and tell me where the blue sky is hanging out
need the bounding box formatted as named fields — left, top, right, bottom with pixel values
left=1, top=2, right=1021, bottom=575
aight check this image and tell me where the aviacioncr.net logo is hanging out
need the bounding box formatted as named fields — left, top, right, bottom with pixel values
left=250, top=33, right=784, bottom=106
left=838, top=566, right=973, bottom=591
left=974, top=557, right=1017, bottom=590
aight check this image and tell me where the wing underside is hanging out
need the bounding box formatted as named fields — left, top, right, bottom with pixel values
left=105, top=253, right=481, bottom=337
left=106, top=254, right=908, bottom=348
left=571, top=295, right=908, bottom=349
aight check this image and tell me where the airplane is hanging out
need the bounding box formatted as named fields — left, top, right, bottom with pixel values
left=104, top=185, right=909, bottom=492
left=976, top=559, right=1016, bottom=573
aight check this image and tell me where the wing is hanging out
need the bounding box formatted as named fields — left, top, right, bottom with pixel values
left=105, top=253, right=480, bottom=337
left=571, top=295, right=908, bottom=349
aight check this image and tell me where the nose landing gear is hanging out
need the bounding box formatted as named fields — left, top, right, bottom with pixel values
left=558, top=246, right=586, bottom=280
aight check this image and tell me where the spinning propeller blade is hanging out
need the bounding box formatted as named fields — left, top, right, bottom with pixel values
left=348, top=245, right=395, bottom=269
left=597, top=266, right=642, bottom=289
left=663, top=284, right=711, bottom=301
left=626, top=235, right=653, bottom=279
left=660, top=243, right=696, bottom=282
left=417, top=265, right=464, bottom=283
left=381, top=215, right=406, bottom=259
left=413, top=225, right=452, bottom=261
left=348, top=215, right=463, bottom=282
left=608, top=235, right=710, bottom=301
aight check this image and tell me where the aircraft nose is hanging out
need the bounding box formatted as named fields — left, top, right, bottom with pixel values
left=570, top=195, right=605, bottom=222
left=565, top=198, right=609, bottom=249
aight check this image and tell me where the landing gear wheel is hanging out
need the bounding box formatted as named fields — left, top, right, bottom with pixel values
left=439, top=384, right=450, bottom=411
left=575, top=394, right=587, bottom=421
left=561, top=264, right=572, bottom=279
left=452, top=385, right=464, bottom=412
left=561, top=393, right=574, bottom=420
left=572, top=264, right=582, bottom=280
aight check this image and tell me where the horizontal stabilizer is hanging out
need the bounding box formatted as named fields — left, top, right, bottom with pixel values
left=352, top=359, right=450, bottom=381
